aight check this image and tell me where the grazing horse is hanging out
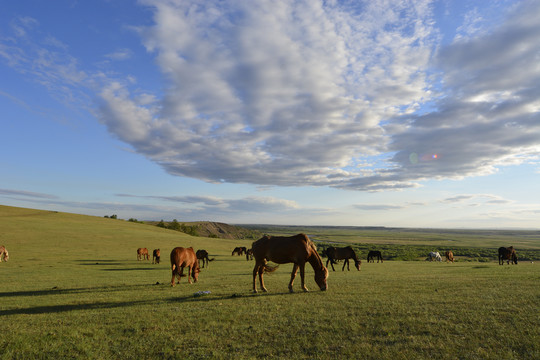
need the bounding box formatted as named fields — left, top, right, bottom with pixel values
left=323, top=246, right=361, bottom=271
left=0, top=246, right=8, bottom=262
left=232, top=247, right=247, bottom=256
left=196, top=249, right=215, bottom=268
left=498, top=246, right=518, bottom=265
left=252, top=234, right=328, bottom=293
left=445, top=250, right=454, bottom=263
left=170, top=247, right=200, bottom=286
left=427, top=252, right=442, bottom=262
left=246, top=248, right=254, bottom=261
left=367, top=250, right=383, bottom=263
left=137, top=248, right=149, bottom=261
left=152, top=249, right=161, bottom=264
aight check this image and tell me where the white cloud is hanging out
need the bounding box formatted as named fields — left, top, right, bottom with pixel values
left=105, top=48, right=133, bottom=61
left=385, top=0, right=540, bottom=186
left=3, top=1, right=538, bottom=193
left=99, top=0, right=436, bottom=190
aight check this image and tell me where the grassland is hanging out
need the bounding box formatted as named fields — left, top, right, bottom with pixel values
left=1, top=205, right=539, bottom=359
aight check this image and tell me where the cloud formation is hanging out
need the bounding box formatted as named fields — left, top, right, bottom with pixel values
left=4, top=1, right=538, bottom=193
left=98, top=0, right=437, bottom=190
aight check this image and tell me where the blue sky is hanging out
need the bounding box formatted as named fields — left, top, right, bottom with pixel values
left=1, top=0, right=539, bottom=229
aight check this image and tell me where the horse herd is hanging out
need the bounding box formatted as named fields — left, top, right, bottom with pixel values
left=133, top=236, right=519, bottom=293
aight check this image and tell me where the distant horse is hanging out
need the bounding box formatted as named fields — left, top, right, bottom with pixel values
left=427, top=252, right=442, bottom=262
left=323, top=246, right=361, bottom=271
left=445, top=251, right=454, bottom=263
left=196, top=249, right=215, bottom=268
left=367, top=250, right=383, bottom=263
left=0, top=246, right=8, bottom=262
left=137, top=248, right=149, bottom=261
left=232, top=247, right=247, bottom=256
left=252, top=234, right=328, bottom=293
left=498, top=246, right=518, bottom=265
left=170, top=247, right=200, bottom=286
left=246, top=248, right=254, bottom=261
left=152, top=249, right=161, bottom=264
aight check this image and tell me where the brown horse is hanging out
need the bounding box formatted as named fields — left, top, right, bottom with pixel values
left=152, top=249, right=161, bottom=264
left=445, top=250, right=454, bottom=263
left=170, top=247, right=200, bottom=286
left=0, top=246, right=8, bottom=262
left=252, top=234, right=328, bottom=293
left=323, top=246, right=361, bottom=271
left=137, top=248, right=149, bottom=261
left=498, top=246, right=518, bottom=265
left=367, top=250, right=383, bottom=263
left=196, top=249, right=215, bottom=268
left=232, top=247, right=246, bottom=256
left=246, top=248, right=254, bottom=261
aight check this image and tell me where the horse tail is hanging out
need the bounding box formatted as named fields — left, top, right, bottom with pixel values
left=171, top=264, right=177, bottom=274
left=263, top=264, right=279, bottom=273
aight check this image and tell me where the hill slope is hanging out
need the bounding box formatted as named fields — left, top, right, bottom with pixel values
left=0, top=205, right=256, bottom=263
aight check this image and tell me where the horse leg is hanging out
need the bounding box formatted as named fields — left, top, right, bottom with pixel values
left=187, top=265, right=192, bottom=284
left=177, top=267, right=184, bottom=284
left=289, top=264, right=299, bottom=293
left=253, top=262, right=267, bottom=293
left=299, top=264, right=308, bottom=292
left=258, top=267, right=268, bottom=293
left=252, top=264, right=259, bottom=293
left=171, top=265, right=178, bottom=287
left=342, top=259, right=349, bottom=271
left=327, top=258, right=335, bottom=271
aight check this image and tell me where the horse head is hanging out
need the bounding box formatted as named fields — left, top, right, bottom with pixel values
left=192, top=264, right=201, bottom=282
left=315, top=267, right=329, bottom=291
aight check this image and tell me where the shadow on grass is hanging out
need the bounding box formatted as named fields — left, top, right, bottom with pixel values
left=102, top=268, right=164, bottom=271
left=0, top=284, right=155, bottom=298
left=74, top=259, right=165, bottom=271
left=0, top=287, right=312, bottom=316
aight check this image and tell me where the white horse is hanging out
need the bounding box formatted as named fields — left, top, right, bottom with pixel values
left=0, top=246, right=9, bottom=262
left=427, top=251, right=442, bottom=262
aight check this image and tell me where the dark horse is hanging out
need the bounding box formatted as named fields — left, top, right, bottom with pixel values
left=152, top=249, right=161, bottom=264
left=196, top=249, right=215, bottom=268
left=323, top=246, right=361, bottom=271
left=498, top=246, right=518, bottom=265
left=367, top=250, right=383, bottom=263
left=252, top=234, right=328, bottom=293
left=232, top=247, right=247, bottom=256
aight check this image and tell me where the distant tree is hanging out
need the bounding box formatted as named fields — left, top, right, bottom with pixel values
left=157, top=220, right=167, bottom=228
left=168, top=219, right=181, bottom=231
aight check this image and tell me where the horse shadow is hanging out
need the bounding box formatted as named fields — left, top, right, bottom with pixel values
left=0, top=285, right=314, bottom=316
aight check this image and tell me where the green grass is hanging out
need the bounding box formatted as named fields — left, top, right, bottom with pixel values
left=1, top=206, right=539, bottom=359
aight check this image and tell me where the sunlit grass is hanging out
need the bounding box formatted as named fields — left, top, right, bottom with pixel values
left=1, top=206, right=539, bottom=359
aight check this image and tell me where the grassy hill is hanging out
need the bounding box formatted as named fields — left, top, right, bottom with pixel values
left=1, top=205, right=539, bottom=359
left=0, top=205, right=255, bottom=271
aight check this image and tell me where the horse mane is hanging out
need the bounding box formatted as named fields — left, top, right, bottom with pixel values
left=307, top=240, right=326, bottom=272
